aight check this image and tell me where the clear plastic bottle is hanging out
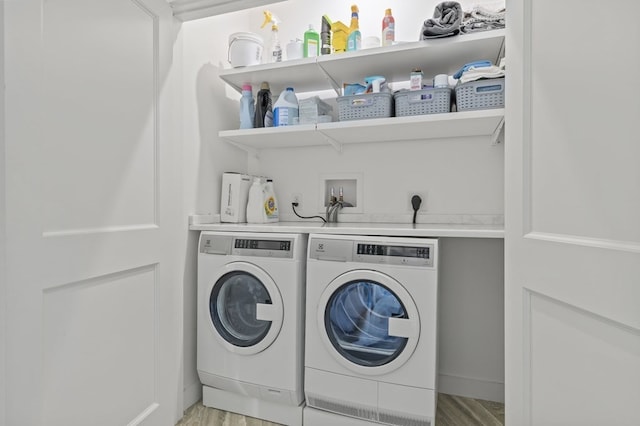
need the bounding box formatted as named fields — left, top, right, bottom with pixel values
left=273, top=87, right=299, bottom=127
left=239, top=84, right=255, bottom=129
left=382, top=8, right=395, bottom=46
left=261, top=11, right=282, bottom=63
left=303, top=24, right=320, bottom=58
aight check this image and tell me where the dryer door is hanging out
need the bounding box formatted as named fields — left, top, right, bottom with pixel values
left=318, top=270, right=421, bottom=376
left=208, top=262, right=284, bottom=355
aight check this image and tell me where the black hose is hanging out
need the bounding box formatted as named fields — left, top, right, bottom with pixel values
left=292, top=203, right=327, bottom=223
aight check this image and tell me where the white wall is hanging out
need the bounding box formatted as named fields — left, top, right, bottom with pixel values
left=181, top=0, right=505, bottom=407
left=438, top=238, right=504, bottom=402
left=0, top=2, right=6, bottom=423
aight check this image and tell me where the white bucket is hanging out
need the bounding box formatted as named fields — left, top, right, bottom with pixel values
left=228, top=32, right=263, bottom=68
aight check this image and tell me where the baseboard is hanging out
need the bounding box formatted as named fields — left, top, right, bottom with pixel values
left=438, top=373, right=504, bottom=403
left=183, top=380, right=202, bottom=411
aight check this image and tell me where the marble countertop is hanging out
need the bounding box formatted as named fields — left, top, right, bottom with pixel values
left=189, top=221, right=504, bottom=238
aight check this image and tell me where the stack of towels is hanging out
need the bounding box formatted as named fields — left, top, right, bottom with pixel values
left=420, top=1, right=506, bottom=39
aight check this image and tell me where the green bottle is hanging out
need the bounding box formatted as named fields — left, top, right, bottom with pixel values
left=303, top=24, right=320, bottom=58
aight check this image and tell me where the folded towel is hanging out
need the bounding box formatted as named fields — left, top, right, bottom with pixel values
left=420, top=1, right=463, bottom=39
left=453, top=60, right=493, bottom=79
left=461, top=4, right=506, bottom=34
left=458, top=58, right=506, bottom=84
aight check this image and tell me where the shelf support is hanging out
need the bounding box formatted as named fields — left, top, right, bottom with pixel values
left=316, top=61, right=343, bottom=96
left=317, top=129, right=342, bottom=153
left=491, top=117, right=505, bottom=146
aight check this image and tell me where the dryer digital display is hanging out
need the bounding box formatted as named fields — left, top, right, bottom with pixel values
left=235, top=239, right=292, bottom=251
left=357, top=244, right=430, bottom=259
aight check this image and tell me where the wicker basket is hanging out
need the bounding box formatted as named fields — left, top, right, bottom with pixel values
left=455, top=78, right=505, bottom=111
left=337, top=92, right=394, bottom=121
left=395, top=88, right=451, bottom=117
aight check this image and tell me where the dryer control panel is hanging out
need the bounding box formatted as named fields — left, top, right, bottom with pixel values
left=309, top=237, right=435, bottom=267
left=231, top=238, right=294, bottom=259
left=200, top=235, right=294, bottom=258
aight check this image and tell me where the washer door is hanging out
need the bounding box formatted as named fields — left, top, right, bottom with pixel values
left=318, top=270, right=420, bottom=376
left=208, top=262, right=283, bottom=355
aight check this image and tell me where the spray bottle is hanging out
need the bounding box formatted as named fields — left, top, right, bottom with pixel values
left=347, top=4, right=361, bottom=52
left=261, top=11, right=282, bottom=63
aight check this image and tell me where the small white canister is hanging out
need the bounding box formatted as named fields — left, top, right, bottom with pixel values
left=286, top=39, right=303, bottom=60
left=228, top=32, right=263, bottom=68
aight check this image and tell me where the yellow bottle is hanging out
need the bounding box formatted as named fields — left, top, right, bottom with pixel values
left=331, top=21, right=349, bottom=53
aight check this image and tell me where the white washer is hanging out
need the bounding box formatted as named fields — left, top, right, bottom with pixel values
left=197, top=231, right=307, bottom=426
left=304, top=234, right=439, bottom=426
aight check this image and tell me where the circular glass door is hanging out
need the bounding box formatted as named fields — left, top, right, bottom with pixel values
left=208, top=262, right=283, bottom=355
left=318, top=270, right=420, bottom=375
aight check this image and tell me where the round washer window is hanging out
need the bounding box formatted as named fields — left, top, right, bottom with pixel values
left=210, top=271, right=272, bottom=347
left=325, top=280, right=408, bottom=367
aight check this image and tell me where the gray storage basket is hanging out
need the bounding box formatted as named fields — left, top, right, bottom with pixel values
left=455, top=78, right=505, bottom=111
left=337, top=92, right=394, bottom=121
left=395, top=88, right=451, bottom=117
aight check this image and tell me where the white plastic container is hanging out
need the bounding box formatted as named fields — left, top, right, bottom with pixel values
left=273, top=87, right=299, bottom=127
left=228, top=32, right=263, bottom=68
left=263, top=179, right=279, bottom=223
left=246, top=177, right=265, bottom=224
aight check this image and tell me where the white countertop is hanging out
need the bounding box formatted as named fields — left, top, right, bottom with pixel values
left=189, top=221, right=504, bottom=238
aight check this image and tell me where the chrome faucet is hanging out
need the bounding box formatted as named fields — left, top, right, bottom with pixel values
left=325, top=187, right=343, bottom=223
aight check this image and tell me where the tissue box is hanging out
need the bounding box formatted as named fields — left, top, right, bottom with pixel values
left=220, top=172, right=252, bottom=223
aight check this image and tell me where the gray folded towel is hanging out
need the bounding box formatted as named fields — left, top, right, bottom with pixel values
left=420, top=1, right=463, bottom=39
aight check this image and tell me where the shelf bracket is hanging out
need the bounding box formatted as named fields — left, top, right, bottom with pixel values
left=317, top=130, right=342, bottom=153
left=316, top=61, right=343, bottom=96
left=491, top=117, right=505, bottom=146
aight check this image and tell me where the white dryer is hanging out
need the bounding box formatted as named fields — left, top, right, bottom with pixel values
left=197, top=231, right=307, bottom=426
left=304, top=234, right=439, bottom=426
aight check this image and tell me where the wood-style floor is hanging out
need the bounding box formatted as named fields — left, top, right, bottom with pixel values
left=176, top=393, right=504, bottom=426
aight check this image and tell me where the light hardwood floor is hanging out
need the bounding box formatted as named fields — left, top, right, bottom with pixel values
left=176, top=393, right=505, bottom=426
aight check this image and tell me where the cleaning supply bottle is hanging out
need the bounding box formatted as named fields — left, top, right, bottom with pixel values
left=273, top=87, right=299, bottom=127
left=261, top=11, right=282, bottom=63
left=263, top=179, right=279, bottom=223
left=246, top=177, right=265, bottom=223
left=321, top=15, right=332, bottom=55
left=382, top=8, right=395, bottom=46
left=331, top=21, right=349, bottom=53
left=239, top=84, right=255, bottom=129
left=303, top=24, right=320, bottom=58
left=347, top=4, right=361, bottom=52
left=254, top=81, right=273, bottom=128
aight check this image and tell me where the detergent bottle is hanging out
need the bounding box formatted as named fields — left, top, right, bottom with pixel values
left=261, top=11, right=282, bottom=63
left=273, top=87, right=299, bottom=127
left=239, top=84, right=255, bottom=129
left=347, top=4, right=361, bottom=52
left=263, top=179, right=279, bottom=223
left=246, top=177, right=265, bottom=223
